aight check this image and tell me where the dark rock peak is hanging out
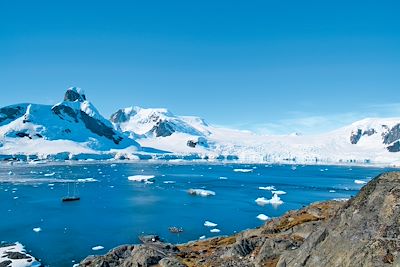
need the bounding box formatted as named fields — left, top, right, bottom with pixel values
left=110, top=109, right=129, bottom=123
left=350, top=128, right=377, bottom=144
left=387, top=141, right=400, bottom=152
left=383, top=123, right=400, bottom=145
left=350, top=129, right=362, bottom=144
left=0, top=105, right=28, bottom=125
left=64, top=87, right=86, bottom=102
left=150, top=120, right=176, bottom=137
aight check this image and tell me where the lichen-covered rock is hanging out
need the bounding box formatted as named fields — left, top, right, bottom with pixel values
left=278, top=172, right=400, bottom=267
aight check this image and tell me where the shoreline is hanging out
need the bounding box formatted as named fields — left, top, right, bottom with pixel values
left=78, top=171, right=400, bottom=267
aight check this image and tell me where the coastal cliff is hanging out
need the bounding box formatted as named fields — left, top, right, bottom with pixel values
left=79, top=172, right=400, bottom=267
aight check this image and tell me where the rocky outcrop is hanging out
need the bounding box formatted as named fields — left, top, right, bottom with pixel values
left=64, top=87, right=86, bottom=102
left=0, top=105, right=28, bottom=126
left=150, top=120, right=176, bottom=137
left=79, top=172, right=400, bottom=267
left=278, top=171, right=400, bottom=267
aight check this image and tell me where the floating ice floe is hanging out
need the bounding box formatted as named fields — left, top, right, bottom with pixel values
left=334, top=198, right=349, bottom=202
left=0, top=242, right=41, bottom=267
left=77, top=178, right=98, bottom=183
left=128, top=175, right=156, bottom=183
left=255, top=194, right=284, bottom=206
left=259, top=186, right=275, bottom=191
left=329, top=190, right=336, bottom=193
left=92, top=245, right=104, bottom=251
left=188, top=189, right=216, bottom=197
left=233, top=169, right=253, bottom=173
left=354, top=179, right=367, bottom=185
left=44, top=172, right=56, bottom=177
left=256, top=214, right=270, bottom=221
left=199, top=235, right=206, bottom=240
left=219, top=176, right=228, bottom=180
left=210, top=228, right=220, bottom=233
left=33, top=227, right=42, bottom=233
left=204, top=221, right=218, bottom=227
left=163, top=181, right=176, bottom=184
left=271, top=190, right=286, bottom=195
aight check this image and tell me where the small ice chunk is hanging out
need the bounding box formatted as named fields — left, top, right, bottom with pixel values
left=163, top=181, right=176, bottom=184
left=233, top=169, right=253, bottom=173
left=48, top=184, right=55, bottom=187
left=199, top=235, right=206, bottom=240
left=128, top=175, right=155, bottom=182
left=256, top=214, right=270, bottom=221
left=33, top=227, right=42, bottom=233
left=259, top=186, right=275, bottom=191
left=271, top=190, right=286, bottom=195
left=354, top=180, right=367, bottom=185
left=329, top=190, right=336, bottom=193
left=219, top=177, right=228, bottom=180
left=44, top=172, right=55, bottom=177
left=92, top=246, right=104, bottom=251
left=188, top=189, right=216, bottom=197
left=255, top=194, right=283, bottom=206
left=204, top=221, right=218, bottom=227
left=8, top=171, right=14, bottom=175
left=210, top=228, right=220, bottom=233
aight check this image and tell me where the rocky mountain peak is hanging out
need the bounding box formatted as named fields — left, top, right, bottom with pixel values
left=64, top=87, right=86, bottom=102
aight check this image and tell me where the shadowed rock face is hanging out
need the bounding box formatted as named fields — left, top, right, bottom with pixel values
left=79, top=172, right=400, bottom=267
left=0, top=105, right=27, bottom=125
left=64, top=88, right=86, bottom=102
left=79, top=111, right=123, bottom=144
left=278, top=172, right=400, bottom=267
left=383, top=124, right=400, bottom=145
left=150, top=120, right=176, bottom=137
left=350, top=129, right=362, bottom=144
left=110, top=109, right=129, bottom=124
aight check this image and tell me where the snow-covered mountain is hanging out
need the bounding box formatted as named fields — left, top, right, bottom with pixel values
left=110, top=106, right=210, bottom=138
left=0, top=87, right=140, bottom=159
left=1, top=88, right=400, bottom=165
left=111, top=105, right=400, bottom=165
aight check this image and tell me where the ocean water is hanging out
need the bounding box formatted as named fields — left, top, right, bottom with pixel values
left=0, top=162, right=395, bottom=266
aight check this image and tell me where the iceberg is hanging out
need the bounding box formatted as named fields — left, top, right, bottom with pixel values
left=188, top=189, right=216, bottom=197
left=204, top=221, right=218, bottom=227
left=259, top=186, right=275, bottom=191
left=92, top=245, right=104, bottom=251
left=271, top=190, right=286, bottom=195
left=128, top=175, right=155, bottom=182
left=256, top=214, right=270, bottom=221
left=255, top=194, right=283, bottom=206
left=354, top=179, right=367, bottom=185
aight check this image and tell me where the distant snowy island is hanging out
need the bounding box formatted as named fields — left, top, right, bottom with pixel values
left=1, top=87, right=400, bottom=166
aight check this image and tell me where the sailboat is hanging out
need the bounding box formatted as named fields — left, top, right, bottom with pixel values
left=62, top=182, right=80, bottom=202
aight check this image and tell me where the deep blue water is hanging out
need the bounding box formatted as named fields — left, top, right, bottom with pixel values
left=0, top=162, right=395, bottom=266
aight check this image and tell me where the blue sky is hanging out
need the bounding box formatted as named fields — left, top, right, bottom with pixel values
left=1, top=0, right=399, bottom=134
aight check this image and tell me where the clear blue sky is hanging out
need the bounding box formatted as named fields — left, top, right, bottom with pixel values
left=1, top=0, right=399, bottom=134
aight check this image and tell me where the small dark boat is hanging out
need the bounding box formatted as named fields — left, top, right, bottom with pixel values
left=62, top=182, right=80, bottom=202
left=62, top=196, right=80, bottom=202
left=168, top=226, right=183, bottom=234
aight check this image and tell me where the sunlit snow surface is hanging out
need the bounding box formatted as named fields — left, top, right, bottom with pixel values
left=0, top=162, right=396, bottom=266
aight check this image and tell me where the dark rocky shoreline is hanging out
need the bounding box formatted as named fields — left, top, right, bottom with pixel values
left=78, top=172, right=400, bottom=267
